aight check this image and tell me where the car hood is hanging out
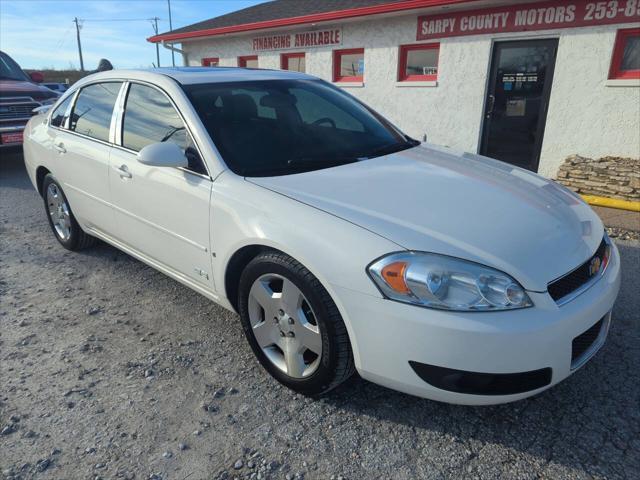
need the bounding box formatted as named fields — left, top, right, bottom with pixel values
left=248, top=144, right=604, bottom=292
left=0, top=80, right=58, bottom=101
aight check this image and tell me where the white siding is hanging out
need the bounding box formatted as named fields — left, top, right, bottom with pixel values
left=180, top=13, right=640, bottom=177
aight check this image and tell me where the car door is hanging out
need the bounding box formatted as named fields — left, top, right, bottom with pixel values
left=49, top=82, right=123, bottom=234
left=108, top=81, right=214, bottom=289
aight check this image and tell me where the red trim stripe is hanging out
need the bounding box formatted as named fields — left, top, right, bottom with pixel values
left=148, top=0, right=479, bottom=43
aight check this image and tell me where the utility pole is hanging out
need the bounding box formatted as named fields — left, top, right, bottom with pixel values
left=74, top=17, right=85, bottom=72
left=151, top=17, right=160, bottom=67
left=167, top=0, right=175, bottom=66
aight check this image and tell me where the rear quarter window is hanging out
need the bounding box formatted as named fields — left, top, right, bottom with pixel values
left=50, top=95, right=74, bottom=128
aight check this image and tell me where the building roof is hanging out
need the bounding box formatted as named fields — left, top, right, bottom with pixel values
left=148, top=0, right=477, bottom=43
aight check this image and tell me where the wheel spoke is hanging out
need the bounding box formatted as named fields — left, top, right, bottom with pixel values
left=283, top=340, right=306, bottom=377
left=249, top=280, right=275, bottom=310
left=295, top=324, right=322, bottom=355
left=252, top=321, right=276, bottom=348
left=280, top=278, right=302, bottom=311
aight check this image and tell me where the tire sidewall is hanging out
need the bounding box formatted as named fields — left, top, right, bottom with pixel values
left=238, top=253, right=343, bottom=395
left=42, top=174, right=82, bottom=250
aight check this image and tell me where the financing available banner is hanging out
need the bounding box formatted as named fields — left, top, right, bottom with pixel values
left=252, top=28, right=342, bottom=51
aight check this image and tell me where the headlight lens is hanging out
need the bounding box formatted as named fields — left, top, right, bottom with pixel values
left=368, top=252, right=533, bottom=311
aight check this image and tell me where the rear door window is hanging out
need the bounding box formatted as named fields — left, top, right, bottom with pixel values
left=70, top=82, right=122, bottom=142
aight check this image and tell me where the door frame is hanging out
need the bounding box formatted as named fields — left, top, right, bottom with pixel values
left=478, top=37, right=559, bottom=172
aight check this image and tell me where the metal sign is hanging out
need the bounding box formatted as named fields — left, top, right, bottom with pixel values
left=417, top=0, right=640, bottom=40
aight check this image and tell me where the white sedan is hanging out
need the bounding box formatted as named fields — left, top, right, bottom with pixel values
left=23, top=68, right=620, bottom=405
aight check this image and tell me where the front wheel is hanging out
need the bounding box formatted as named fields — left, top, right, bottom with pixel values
left=42, top=174, right=95, bottom=251
left=238, top=251, right=355, bottom=396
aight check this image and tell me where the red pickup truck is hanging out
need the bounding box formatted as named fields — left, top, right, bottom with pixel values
left=1, top=50, right=58, bottom=149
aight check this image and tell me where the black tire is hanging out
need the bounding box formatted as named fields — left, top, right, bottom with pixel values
left=42, top=174, right=96, bottom=251
left=238, top=251, right=355, bottom=396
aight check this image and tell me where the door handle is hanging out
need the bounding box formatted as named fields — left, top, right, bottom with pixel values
left=114, top=164, right=132, bottom=179
left=54, top=142, right=66, bottom=154
left=486, top=94, right=495, bottom=118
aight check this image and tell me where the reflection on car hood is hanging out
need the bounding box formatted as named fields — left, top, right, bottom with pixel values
left=0, top=80, right=58, bottom=100
left=248, top=144, right=603, bottom=291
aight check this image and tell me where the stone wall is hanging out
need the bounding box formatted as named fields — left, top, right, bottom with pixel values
left=556, top=155, right=640, bottom=202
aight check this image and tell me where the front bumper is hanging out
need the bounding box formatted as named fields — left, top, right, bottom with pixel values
left=332, top=242, right=621, bottom=405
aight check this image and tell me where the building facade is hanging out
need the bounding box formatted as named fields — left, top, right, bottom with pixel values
left=150, top=0, right=640, bottom=178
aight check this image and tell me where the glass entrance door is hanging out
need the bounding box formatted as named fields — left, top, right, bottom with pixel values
left=480, top=39, right=558, bottom=172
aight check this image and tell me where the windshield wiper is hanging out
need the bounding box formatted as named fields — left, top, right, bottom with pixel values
left=360, top=140, right=416, bottom=160
left=242, top=156, right=361, bottom=177
left=286, top=156, right=362, bottom=167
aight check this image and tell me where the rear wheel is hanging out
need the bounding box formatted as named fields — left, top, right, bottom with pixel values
left=238, top=251, right=355, bottom=395
left=42, top=174, right=95, bottom=251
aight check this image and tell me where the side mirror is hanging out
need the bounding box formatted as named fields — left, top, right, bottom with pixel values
left=29, top=71, right=44, bottom=83
left=137, top=142, right=188, bottom=168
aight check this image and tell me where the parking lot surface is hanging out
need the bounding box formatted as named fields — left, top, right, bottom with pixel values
left=1, top=153, right=639, bottom=480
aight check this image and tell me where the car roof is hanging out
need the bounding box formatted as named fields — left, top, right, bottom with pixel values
left=82, top=67, right=316, bottom=86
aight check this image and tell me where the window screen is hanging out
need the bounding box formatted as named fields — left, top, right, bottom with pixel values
left=282, top=54, right=305, bottom=73
left=334, top=49, right=364, bottom=81
left=621, top=35, right=640, bottom=71
left=401, top=46, right=439, bottom=80
left=70, top=82, right=122, bottom=142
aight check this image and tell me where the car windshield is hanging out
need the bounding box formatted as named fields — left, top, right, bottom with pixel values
left=0, top=52, right=29, bottom=81
left=183, top=79, right=417, bottom=176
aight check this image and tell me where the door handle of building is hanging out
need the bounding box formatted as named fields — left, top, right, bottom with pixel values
left=54, top=143, right=66, bottom=154
left=486, top=95, right=495, bottom=118
left=114, top=164, right=132, bottom=179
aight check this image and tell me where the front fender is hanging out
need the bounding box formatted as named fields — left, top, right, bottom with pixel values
left=210, top=172, right=403, bottom=368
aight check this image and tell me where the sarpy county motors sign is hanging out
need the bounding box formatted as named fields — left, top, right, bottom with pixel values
left=417, top=0, right=640, bottom=40
left=253, top=28, right=342, bottom=51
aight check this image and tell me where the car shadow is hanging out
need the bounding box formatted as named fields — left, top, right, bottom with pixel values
left=320, top=241, right=639, bottom=477
left=0, top=150, right=33, bottom=190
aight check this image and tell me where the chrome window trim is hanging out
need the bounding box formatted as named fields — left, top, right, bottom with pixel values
left=110, top=82, right=129, bottom=145
left=50, top=126, right=114, bottom=149
left=570, top=312, right=611, bottom=371
left=550, top=235, right=611, bottom=307
left=116, top=79, right=212, bottom=180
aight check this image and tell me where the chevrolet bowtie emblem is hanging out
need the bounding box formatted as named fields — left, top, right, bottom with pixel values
left=589, top=257, right=602, bottom=277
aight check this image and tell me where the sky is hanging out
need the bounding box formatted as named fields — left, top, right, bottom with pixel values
left=0, top=0, right=268, bottom=70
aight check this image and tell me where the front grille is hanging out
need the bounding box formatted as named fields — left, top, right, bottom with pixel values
left=572, top=317, right=604, bottom=363
left=548, top=237, right=608, bottom=303
left=0, top=101, right=40, bottom=121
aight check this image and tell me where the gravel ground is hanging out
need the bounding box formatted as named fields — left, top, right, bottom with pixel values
left=1, top=153, right=639, bottom=480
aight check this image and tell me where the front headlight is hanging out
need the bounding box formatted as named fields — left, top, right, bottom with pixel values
left=368, top=252, right=533, bottom=311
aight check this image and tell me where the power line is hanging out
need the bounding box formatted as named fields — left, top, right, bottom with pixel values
left=79, top=18, right=164, bottom=22
left=70, top=16, right=168, bottom=71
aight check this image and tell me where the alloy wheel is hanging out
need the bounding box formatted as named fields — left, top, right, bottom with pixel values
left=247, top=273, right=322, bottom=378
left=46, top=183, right=71, bottom=241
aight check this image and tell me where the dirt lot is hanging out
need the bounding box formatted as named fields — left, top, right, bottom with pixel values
left=1, top=153, right=639, bottom=480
